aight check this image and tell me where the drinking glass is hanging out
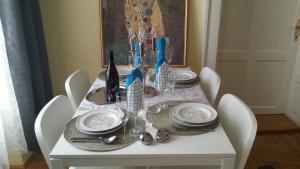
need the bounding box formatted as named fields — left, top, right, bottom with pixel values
left=138, top=102, right=152, bottom=130
left=129, top=109, right=143, bottom=136
left=164, top=37, right=174, bottom=65
left=155, top=75, right=169, bottom=113
left=128, top=85, right=145, bottom=136
left=142, top=47, right=155, bottom=86
left=116, top=91, right=129, bottom=138
left=128, top=51, right=134, bottom=70
left=167, top=71, right=176, bottom=93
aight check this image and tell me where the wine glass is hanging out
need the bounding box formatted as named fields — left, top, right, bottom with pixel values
left=128, top=51, right=134, bottom=70
left=142, top=47, right=155, bottom=86
left=129, top=109, right=144, bottom=136
left=165, top=40, right=174, bottom=64
left=116, top=91, right=129, bottom=138
left=167, top=70, right=176, bottom=93
left=138, top=102, right=152, bottom=130
left=154, top=73, right=169, bottom=113
left=128, top=85, right=145, bottom=136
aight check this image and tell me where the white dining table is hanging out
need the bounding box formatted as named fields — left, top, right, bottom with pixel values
left=50, top=68, right=236, bottom=169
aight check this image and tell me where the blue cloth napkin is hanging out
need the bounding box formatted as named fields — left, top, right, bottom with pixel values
left=155, top=37, right=168, bottom=90
left=126, top=67, right=144, bottom=90
left=126, top=67, right=144, bottom=113
left=155, top=37, right=167, bottom=71
left=134, top=43, right=142, bottom=67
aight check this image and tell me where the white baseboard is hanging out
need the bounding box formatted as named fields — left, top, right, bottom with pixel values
left=285, top=112, right=300, bottom=127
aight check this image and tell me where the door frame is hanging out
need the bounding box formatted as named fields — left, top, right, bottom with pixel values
left=203, top=0, right=222, bottom=70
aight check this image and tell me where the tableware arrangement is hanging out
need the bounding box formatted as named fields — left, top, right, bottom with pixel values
left=64, top=116, right=139, bottom=151
left=76, top=109, right=123, bottom=135
left=147, top=100, right=219, bottom=136
left=149, top=69, right=198, bottom=86
left=173, top=69, right=197, bottom=84
left=169, top=103, right=218, bottom=128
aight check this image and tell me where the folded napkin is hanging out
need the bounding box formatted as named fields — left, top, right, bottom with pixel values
left=134, top=43, right=142, bottom=67
left=155, top=37, right=168, bottom=90
left=126, top=67, right=144, bottom=113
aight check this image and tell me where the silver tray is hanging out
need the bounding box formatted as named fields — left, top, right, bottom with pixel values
left=85, top=86, right=126, bottom=105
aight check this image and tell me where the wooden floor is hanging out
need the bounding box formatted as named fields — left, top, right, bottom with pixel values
left=24, top=115, right=300, bottom=169
left=256, top=114, right=300, bottom=133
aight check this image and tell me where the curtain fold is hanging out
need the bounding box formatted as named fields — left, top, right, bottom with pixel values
left=0, top=0, right=53, bottom=151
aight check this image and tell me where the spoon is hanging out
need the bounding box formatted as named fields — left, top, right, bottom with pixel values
left=69, top=135, right=117, bottom=144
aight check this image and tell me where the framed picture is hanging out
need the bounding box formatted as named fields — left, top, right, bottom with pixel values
left=100, top=0, right=188, bottom=66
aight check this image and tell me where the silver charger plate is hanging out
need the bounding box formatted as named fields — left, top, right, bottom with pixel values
left=64, top=117, right=138, bottom=151
left=146, top=100, right=219, bottom=135
left=85, top=86, right=126, bottom=105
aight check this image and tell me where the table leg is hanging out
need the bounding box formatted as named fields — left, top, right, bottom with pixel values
left=50, top=158, right=67, bottom=169
left=221, top=158, right=235, bottom=169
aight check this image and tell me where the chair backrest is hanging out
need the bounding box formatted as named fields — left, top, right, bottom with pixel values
left=199, top=67, right=221, bottom=105
left=217, top=94, right=257, bottom=169
left=34, top=95, right=74, bottom=169
left=65, top=69, right=91, bottom=110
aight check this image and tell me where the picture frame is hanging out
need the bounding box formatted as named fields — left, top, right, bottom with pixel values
left=99, top=0, right=188, bottom=67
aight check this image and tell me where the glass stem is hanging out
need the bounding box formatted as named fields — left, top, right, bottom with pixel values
left=123, top=121, right=126, bottom=138
left=160, top=90, right=163, bottom=106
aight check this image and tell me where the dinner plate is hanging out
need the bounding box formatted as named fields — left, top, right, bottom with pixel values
left=76, top=123, right=123, bottom=135
left=117, top=66, right=131, bottom=77
left=149, top=70, right=197, bottom=83
left=174, top=70, right=197, bottom=83
left=169, top=107, right=215, bottom=127
left=172, top=103, right=217, bottom=124
left=76, top=109, right=122, bottom=132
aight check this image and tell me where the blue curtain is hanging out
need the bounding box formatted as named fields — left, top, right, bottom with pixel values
left=0, top=0, right=53, bottom=150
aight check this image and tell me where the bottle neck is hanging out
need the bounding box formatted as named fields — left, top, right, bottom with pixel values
left=109, top=55, right=114, bottom=64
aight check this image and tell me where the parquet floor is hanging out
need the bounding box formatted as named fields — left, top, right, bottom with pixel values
left=24, top=115, right=300, bottom=169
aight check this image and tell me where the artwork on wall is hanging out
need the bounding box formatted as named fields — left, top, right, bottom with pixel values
left=100, top=0, right=188, bottom=66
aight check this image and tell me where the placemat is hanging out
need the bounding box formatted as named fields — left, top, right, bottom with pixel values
left=64, top=117, right=138, bottom=151
left=146, top=101, right=219, bottom=136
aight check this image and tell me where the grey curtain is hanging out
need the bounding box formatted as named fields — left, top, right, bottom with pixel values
left=0, top=0, right=53, bottom=150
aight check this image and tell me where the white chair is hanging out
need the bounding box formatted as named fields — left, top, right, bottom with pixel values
left=150, top=94, right=257, bottom=169
left=218, top=94, right=257, bottom=169
left=199, top=67, right=221, bottom=106
left=65, top=69, right=91, bottom=110
left=35, top=95, right=144, bottom=169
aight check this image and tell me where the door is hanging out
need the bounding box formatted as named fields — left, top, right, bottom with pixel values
left=216, top=0, right=300, bottom=114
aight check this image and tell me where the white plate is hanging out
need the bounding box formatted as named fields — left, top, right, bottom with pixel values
left=117, top=66, right=131, bottom=77
left=174, top=70, right=197, bottom=82
left=76, top=109, right=122, bottom=132
left=172, top=103, right=217, bottom=124
left=169, top=108, right=215, bottom=127
left=77, top=123, right=123, bottom=135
